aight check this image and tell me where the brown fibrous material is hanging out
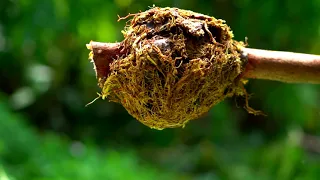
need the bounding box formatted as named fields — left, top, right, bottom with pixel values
left=87, top=7, right=260, bottom=130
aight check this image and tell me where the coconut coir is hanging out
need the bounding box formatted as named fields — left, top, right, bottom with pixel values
left=87, top=7, right=255, bottom=130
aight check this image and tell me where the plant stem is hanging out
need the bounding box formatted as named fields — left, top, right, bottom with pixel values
left=241, top=48, right=320, bottom=84
left=87, top=41, right=320, bottom=84
left=86, top=41, right=124, bottom=86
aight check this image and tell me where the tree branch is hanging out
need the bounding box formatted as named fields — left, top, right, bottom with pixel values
left=86, top=41, right=125, bottom=86
left=241, top=48, right=320, bottom=84
left=87, top=41, right=320, bottom=84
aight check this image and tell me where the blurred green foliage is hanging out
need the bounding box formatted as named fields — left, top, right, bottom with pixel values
left=0, top=97, right=178, bottom=180
left=0, top=0, right=320, bottom=179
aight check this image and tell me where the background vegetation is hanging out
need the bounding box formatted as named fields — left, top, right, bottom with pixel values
left=1, top=0, right=320, bottom=179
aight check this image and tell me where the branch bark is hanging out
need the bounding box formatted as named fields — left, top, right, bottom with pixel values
left=87, top=41, right=320, bottom=84
left=86, top=41, right=125, bottom=86
left=241, top=48, right=320, bottom=84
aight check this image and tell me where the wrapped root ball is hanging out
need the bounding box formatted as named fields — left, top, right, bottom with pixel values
left=87, top=7, right=249, bottom=130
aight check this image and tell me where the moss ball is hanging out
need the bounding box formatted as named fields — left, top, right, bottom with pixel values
left=92, top=7, right=248, bottom=130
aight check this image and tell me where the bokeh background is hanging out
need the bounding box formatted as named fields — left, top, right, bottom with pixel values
left=1, top=0, right=320, bottom=179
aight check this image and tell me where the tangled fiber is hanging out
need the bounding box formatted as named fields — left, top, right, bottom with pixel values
left=87, top=7, right=256, bottom=130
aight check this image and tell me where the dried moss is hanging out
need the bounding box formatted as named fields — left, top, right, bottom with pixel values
left=90, top=7, right=252, bottom=130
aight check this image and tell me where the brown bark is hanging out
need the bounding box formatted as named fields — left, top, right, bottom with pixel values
left=86, top=41, right=125, bottom=86
left=87, top=41, right=320, bottom=84
left=241, top=48, right=320, bottom=84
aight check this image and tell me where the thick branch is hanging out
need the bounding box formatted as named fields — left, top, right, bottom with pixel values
left=242, top=48, right=320, bottom=84
left=87, top=41, right=320, bottom=84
